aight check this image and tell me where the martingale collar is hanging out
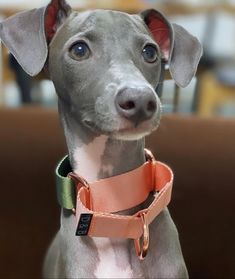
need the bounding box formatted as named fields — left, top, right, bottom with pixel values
left=56, top=149, right=173, bottom=259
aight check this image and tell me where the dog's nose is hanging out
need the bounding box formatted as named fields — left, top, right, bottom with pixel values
left=115, top=87, right=157, bottom=123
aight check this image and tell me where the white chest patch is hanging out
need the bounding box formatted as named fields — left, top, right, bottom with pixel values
left=73, top=136, right=108, bottom=182
left=100, top=164, right=114, bottom=177
left=73, top=136, right=133, bottom=278
left=94, top=238, right=133, bottom=278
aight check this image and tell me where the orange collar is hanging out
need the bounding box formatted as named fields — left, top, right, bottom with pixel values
left=56, top=149, right=173, bottom=259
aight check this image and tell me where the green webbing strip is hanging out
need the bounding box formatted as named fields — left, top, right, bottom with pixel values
left=55, top=155, right=76, bottom=210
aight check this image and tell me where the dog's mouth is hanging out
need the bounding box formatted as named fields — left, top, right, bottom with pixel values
left=113, top=120, right=160, bottom=140
left=83, top=118, right=160, bottom=141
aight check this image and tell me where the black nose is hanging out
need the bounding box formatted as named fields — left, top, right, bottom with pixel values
left=115, top=87, right=157, bottom=123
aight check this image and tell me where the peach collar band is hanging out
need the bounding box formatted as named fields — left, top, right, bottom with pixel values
left=56, top=149, right=173, bottom=259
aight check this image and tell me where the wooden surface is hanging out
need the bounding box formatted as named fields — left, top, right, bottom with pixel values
left=1, top=1, right=235, bottom=17
left=198, top=71, right=235, bottom=117
left=0, top=0, right=149, bottom=16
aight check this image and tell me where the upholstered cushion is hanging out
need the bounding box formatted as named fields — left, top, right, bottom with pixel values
left=0, top=107, right=234, bottom=278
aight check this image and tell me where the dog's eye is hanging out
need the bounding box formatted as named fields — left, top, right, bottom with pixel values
left=142, top=45, right=159, bottom=63
left=69, top=42, right=90, bottom=60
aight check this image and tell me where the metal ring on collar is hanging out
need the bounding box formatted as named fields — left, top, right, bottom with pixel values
left=134, top=212, right=150, bottom=260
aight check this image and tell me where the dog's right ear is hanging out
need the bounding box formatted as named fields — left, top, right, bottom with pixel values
left=0, top=0, right=72, bottom=76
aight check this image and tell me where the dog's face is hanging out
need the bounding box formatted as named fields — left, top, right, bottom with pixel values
left=0, top=0, right=202, bottom=141
left=49, top=10, right=162, bottom=140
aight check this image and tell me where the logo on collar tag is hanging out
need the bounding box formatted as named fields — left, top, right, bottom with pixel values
left=76, top=213, right=93, bottom=236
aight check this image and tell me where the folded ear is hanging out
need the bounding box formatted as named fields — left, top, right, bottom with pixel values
left=141, top=9, right=203, bottom=87
left=0, top=0, right=72, bottom=76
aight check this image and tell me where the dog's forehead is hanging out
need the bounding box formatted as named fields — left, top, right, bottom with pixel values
left=68, top=10, right=148, bottom=37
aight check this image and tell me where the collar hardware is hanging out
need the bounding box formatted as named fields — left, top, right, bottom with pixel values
left=68, top=172, right=90, bottom=214
left=134, top=212, right=149, bottom=260
left=145, top=148, right=155, bottom=162
left=55, top=149, right=173, bottom=260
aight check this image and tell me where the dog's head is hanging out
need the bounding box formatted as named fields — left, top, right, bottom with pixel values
left=0, top=0, right=202, bottom=140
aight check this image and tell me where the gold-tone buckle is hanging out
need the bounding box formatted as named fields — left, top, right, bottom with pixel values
left=134, top=212, right=150, bottom=260
left=68, top=172, right=90, bottom=189
left=144, top=148, right=155, bottom=162
left=68, top=172, right=90, bottom=214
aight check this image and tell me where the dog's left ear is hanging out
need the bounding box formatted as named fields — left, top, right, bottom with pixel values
left=141, top=9, right=203, bottom=87
left=0, top=0, right=72, bottom=76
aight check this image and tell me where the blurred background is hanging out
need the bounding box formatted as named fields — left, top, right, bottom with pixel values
left=0, top=1, right=235, bottom=279
left=1, top=0, right=235, bottom=116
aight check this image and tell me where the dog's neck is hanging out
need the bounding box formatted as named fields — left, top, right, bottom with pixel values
left=72, top=137, right=146, bottom=183
left=59, top=102, right=146, bottom=183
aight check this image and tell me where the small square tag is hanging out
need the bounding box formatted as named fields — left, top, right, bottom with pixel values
left=76, top=213, right=93, bottom=236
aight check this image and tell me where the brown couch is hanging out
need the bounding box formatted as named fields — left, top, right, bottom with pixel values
left=0, top=107, right=234, bottom=278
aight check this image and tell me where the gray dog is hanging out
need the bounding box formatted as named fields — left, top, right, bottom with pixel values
left=0, top=0, right=202, bottom=278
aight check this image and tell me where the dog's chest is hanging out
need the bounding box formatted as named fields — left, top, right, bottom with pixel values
left=93, top=238, right=134, bottom=278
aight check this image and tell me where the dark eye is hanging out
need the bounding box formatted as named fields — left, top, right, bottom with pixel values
left=142, top=44, right=159, bottom=63
left=69, top=42, right=90, bottom=60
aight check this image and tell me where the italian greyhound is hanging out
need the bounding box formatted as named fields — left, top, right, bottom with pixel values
left=0, top=0, right=202, bottom=278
